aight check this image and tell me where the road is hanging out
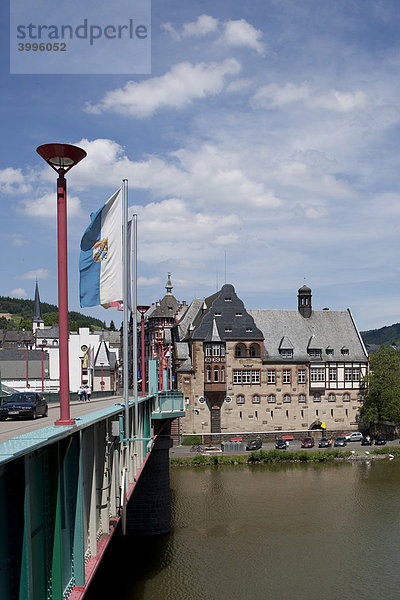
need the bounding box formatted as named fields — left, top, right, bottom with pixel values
left=0, top=395, right=124, bottom=444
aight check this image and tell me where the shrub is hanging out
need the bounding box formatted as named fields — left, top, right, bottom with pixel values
left=182, top=435, right=202, bottom=446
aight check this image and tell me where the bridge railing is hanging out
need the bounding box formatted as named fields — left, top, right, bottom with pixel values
left=151, top=391, right=185, bottom=419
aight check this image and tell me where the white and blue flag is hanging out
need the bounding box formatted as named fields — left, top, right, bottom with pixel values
left=79, top=188, right=123, bottom=308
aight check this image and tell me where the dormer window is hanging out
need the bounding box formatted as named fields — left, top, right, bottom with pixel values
left=214, top=312, right=221, bottom=317
left=225, top=327, right=232, bottom=332
left=326, top=348, right=334, bottom=356
left=308, top=349, right=322, bottom=358
left=235, top=312, right=242, bottom=317
left=280, top=349, right=293, bottom=358
left=341, top=348, right=349, bottom=355
left=246, top=327, right=253, bottom=332
left=225, top=297, right=232, bottom=302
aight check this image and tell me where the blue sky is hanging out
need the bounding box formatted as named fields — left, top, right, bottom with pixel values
left=1, top=0, right=400, bottom=331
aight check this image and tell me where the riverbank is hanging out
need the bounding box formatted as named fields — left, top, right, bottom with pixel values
left=170, top=446, right=400, bottom=466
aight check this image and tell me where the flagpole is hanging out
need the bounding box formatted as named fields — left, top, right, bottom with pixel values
left=122, top=179, right=130, bottom=438
left=132, top=214, right=138, bottom=437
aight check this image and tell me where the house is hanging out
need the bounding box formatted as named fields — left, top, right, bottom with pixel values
left=170, top=283, right=368, bottom=435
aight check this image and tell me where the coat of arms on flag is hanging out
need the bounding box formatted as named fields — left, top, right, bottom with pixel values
left=93, top=238, right=108, bottom=262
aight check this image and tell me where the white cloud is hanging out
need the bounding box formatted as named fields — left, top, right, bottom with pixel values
left=221, top=19, right=265, bottom=56
left=10, top=288, right=28, bottom=298
left=138, top=276, right=160, bottom=286
left=0, top=167, right=32, bottom=195
left=182, top=14, right=219, bottom=37
left=251, top=82, right=367, bottom=112
left=11, top=234, right=27, bottom=247
left=21, top=191, right=82, bottom=218
left=85, top=59, right=241, bottom=118
left=19, top=269, right=50, bottom=280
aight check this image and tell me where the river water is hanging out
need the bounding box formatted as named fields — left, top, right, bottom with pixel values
left=86, top=459, right=400, bottom=600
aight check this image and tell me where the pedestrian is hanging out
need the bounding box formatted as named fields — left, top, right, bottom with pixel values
left=86, top=385, right=91, bottom=401
left=82, top=386, right=87, bottom=401
left=285, top=439, right=289, bottom=450
left=77, top=386, right=83, bottom=401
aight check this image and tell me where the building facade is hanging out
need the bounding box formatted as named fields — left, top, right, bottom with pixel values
left=171, top=284, right=368, bottom=435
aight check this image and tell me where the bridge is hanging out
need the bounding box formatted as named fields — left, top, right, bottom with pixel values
left=0, top=363, right=184, bottom=600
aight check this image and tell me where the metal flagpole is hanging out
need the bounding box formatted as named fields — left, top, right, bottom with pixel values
left=122, top=179, right=130, bottom=438
left=132, top=215, right=138, bottom=436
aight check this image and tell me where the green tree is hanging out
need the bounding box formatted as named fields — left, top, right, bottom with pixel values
left=361, top=346, right=400, bottom=424
left=109, top=320, right=116, bottom=331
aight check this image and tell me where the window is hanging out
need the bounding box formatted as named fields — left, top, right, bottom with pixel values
left=341, top=348, right=349, bottom=355
left=358, top=393, right=364, bottom=402
left=353, top=369, right=360, bottom=382
left=205, top=344, right=212, bottom=357
left=233, top=370, right=241, bottom=384
left=246, top=327, right=253, bottom=332
left=236, top=394, right=245, bottom=404
left=213, top=345, right=220, bottom=357
left=298, top=369, right=306, bottom=384
left=343, top=393, right=350, bottom=402
left=345, top=368, right=360, bottom=381
left=206, top=366, right=211, bottom=382
left=313, top=393, right=321, bottom=402
left=214, top=366, right=219, bottom=382
left=328, top=393, right=336, bottom=402
left=252, top=394, right=260, bottom=404
left=214, top=312, right=221, bottom=317
left=242, top=370, right=251, bottom=384
left=252, top=370, right=260, bottom=384
left=329, top=368, right=337, bottom=382
left=345, top=368, right=352, bottom=382
left=249, top=344, right=260, bottom=357
left=268, top=394, right=275, bottom=403
left=221, top=366, right=225, bottom=382
left=280, top=349, right=293, bottom=358
left=310, top=368, right=325, bottom=382
left=326, top=348, right=334, bottom=356
left=235, top=343, right=246, bottom=358
left=235, top=312, right=242, bottom=317
left=308, top=349, right=322, bottom=358
left=283, top=394, right=291, bottom=403
left=225, top=297, right=232, bottom=302
left=225, top=327, right=232, bottom=333
left=267, top=369, right=276, bottom=384
left=282, top=369, right=291, bottom=384
left=299, top=393, right=306, bottom=403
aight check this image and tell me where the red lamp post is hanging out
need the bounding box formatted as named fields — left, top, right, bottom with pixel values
left=137, top=305, right=150, bottom=396
left=36, top=143, right=86, bottom=426
left=38, top=339, right=48, bottom=393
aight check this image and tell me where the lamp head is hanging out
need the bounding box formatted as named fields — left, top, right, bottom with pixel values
left=37, top=143, right=86, bottom=173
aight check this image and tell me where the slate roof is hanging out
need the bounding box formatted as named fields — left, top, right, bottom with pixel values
left=248, top=308, right=368, bottom=362
left=192, top=284, right=264, bottom=341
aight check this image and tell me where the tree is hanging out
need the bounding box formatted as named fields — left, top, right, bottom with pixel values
left=109, top=320, right=116, bottom=331
left=361, top=346, right=400, bottom=424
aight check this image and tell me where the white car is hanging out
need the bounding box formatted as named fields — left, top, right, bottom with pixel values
left=345, top=432, right=363, bottom=442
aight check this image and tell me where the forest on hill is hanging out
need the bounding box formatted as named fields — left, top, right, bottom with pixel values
left=361, top=323, right=400, bottom=347
left=0, top=296, right=116, bottom=332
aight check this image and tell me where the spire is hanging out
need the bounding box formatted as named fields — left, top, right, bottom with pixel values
left=166, top=272, right=173, bottom=295
left=32, top=280, right=44, bottom=331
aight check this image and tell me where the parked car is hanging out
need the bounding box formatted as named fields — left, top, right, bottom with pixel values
left=361, top=436, right=372, bottom=446
left=375, top=434, right=387, bottom=445
left=0, top=392, right=48, bottom=420
left=345, top=432, right=363, bottom=442
left=318, top=437, right=332, bottom=448
left=334, top=436, right=347, bottom=447
left=275, top=439, right=287, bottom=450
left=246, top=438, right=262, bottom=451
left=301, top=437, right=315, bottom=448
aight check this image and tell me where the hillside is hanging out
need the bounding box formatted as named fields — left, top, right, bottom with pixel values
left=361, top=323, right=400, bottom=347
left=0, top=296, right=112, bottom=332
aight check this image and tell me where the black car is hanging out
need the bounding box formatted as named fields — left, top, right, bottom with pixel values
left=361, top=436, right=372, bottom=446
left=0, top=392, right=48, bottom=420
left=318, top=437, right=332, bottom=448
left=246, top=439, right=262, bottom=451
left=275, top=439, right=287, bottom=450
left=334, top=436, right=347, bottom=447
left=375, top=434, right=387, bottom=445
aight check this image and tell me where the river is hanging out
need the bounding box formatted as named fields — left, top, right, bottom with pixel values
left=86, top=459, right=400, bottom=600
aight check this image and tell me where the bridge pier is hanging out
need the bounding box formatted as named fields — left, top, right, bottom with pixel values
left=125, top=433, right=173, bottom=536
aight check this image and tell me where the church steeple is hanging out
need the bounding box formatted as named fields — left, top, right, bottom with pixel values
left=32, top=280, right=44, bottom=331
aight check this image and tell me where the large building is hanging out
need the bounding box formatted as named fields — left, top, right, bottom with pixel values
left=170, top=283, right=368, bottom=435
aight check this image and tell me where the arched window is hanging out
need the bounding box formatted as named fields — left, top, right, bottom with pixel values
left=206, top=366, right=211, bottom=382
left=283, top=394, right=291, bottom=403
left=214, top=366, right=219, bottom=382
left=252, top=394, right=260, bottom=404
left=249, top=344, right=260, bottom=357
left=343, top=393, right=350, bottom=402
left=328, top=393, right=336, bottom=402
left=235, top=343, right=247, bottom=358
left=298, top=394, right=306, bottom=403
left=268, top=394, right=276, bottom=403
left=221, top=366, right=225, bottom=382
left=236, top=394, right=245, bottom=404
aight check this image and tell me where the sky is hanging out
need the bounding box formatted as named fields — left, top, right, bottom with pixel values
left=1, top=0, right=400, bottom=332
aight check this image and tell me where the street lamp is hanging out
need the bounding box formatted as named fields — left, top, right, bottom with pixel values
left=38, top=339, right=48, bottom=393
left=137, top=305, right=150, bottom=396
left=36, top=143, right=86, bottom=426
left=100, top=362, right=104, bottom=390
left=23, top=338, right=31, bottom=389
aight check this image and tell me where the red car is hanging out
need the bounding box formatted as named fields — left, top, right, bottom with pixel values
left=301, top=437, right=315, bottom=448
